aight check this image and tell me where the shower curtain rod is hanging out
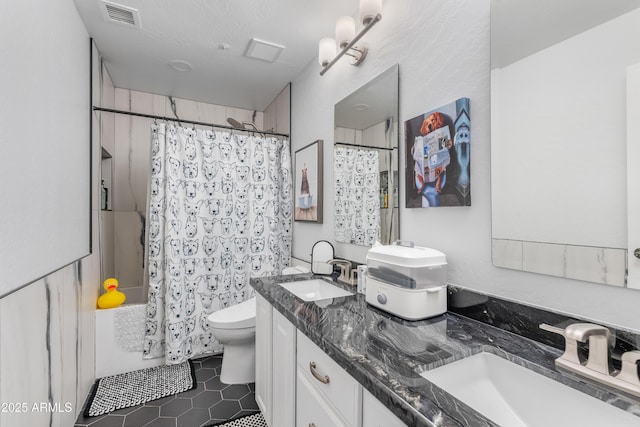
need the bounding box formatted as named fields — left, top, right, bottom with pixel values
left=92, top=106, right=290, bottom=138
left=334, top=141, right=395, bottom=151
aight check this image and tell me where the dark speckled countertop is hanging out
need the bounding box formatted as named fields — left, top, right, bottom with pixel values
left=251, top=274, right=640, bottom=427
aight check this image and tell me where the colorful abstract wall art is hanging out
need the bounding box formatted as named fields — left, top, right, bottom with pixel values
left=404, top=98, right=470, bottom=208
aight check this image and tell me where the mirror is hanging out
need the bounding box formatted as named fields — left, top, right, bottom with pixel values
left=491, top=0, right=640, bottom=287
left=333, top=64, right=399, bottom=246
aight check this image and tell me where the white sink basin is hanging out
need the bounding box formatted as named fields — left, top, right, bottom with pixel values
left=420, top=352, right=640, bottom=426
left=277, top=279, right=353, bottom=302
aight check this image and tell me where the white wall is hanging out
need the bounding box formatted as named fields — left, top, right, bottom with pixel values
left=0, top=0, right=91, bottom=296
left=291, top=0, right=640, bottom=331
left=0, top=4, right=102, bottom=425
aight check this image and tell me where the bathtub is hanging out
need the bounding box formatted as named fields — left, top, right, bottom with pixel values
left=95, top=303, right=164, bottom=378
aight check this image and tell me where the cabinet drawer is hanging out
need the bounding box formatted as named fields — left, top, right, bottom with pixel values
left=297, top=331, right=361, bottom=426
left=297, top=369, right=348, bottom=427
left=362, top=388, right=407, bottom=427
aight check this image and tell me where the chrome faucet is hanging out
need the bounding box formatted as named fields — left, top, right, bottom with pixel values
left=327, top=259, right=357, bottom=286
left=540, top=322, right=640, bottom=398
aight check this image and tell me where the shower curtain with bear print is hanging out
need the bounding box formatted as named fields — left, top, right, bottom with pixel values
left=144, top=123, right=292, bottom=364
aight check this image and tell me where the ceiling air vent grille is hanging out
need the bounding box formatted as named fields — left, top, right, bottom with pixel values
left=100, top=1, right=141, bottom=28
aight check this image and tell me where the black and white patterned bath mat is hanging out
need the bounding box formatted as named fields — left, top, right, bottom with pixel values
left=83, top=361, right=196, bottom=417
left=206, top=412, right=267, bottom=427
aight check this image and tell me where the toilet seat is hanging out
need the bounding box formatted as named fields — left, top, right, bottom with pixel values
left=208, top=297, right=256, bottom=329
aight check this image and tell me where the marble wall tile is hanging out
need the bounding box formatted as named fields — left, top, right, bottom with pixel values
left=194, top=101, right=227, bottom=126
left=564, top=245, right=626, bottom=287
left=522, top=241, right=568, bottom=277
left=505, top=240, right=628, bottom=287
left=0, top=258, right=98, bottom=427
left=113, top=91, right=152, bottom=212
left=78, top=256, right=99, bottom=408
left=129, top=90, right=156, bottom=115
left=335, top=126, right=363, bottom=145
left=101, top=64, right=116, bottom=156
left=492, top=239, right=523, bottom=270
left=101, top=210, right=115, bottom=279
left=343, top=127, right=357, bottom=144
left=114, top=211, right=146, bottom=288
left=119, top=285, right=146, bottom=304
left=0, top=281, right=51, bottom=427
left=166, top=96, right=198, bottom=121
left=263, top=84, right=291, bottom=134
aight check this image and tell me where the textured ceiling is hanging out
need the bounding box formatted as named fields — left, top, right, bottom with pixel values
left=74, top=0, right=359, bottom=111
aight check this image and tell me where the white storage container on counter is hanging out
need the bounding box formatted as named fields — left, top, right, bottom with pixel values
left=365, top=241, right=447, bottom=320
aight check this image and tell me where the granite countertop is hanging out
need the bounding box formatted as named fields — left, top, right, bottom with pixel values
left=250, top=273, right=640, bottom=427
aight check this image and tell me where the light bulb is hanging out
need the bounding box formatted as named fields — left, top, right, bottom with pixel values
left=318, top=37, right=336, bottom=67
left=359, top=0, right=382, bottom=26
left=335, top=16, right=356, bottom=49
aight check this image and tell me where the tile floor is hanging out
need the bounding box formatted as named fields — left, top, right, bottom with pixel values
left=74, top=354, right=259, bottom=427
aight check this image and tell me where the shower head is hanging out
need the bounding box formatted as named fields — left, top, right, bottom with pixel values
left=226, top=117, right=265, bottom=137
left=226, top=117, right=246, bottom=129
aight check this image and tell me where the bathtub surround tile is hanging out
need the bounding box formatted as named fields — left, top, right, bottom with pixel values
left=263, top=84, right=290, bottom=135
left=114, top=211, right=145, bottom=288
left=167, top=97, right=199, bottom=123
left=101, top=63, right=116, bottom=155
left=116, top=285, right=146, bottom=304
left=101, top=210, right=115, bottom=279
left=195, top=102, right=228, bottom=127
left=113, top=108, right=152, bottom=212
left=130, top=90, right=158, bottom=115
left=75, top=355, right=258, bottom=427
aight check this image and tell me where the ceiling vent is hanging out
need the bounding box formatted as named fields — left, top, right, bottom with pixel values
left=99, top=0, right=141, bottom=29
left=244, top=38, right=285, bottom=63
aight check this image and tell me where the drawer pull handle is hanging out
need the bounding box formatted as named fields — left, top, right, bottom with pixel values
left=309, top=361, right=330, bottom=384
left=309, top=424, right=316, bottom=427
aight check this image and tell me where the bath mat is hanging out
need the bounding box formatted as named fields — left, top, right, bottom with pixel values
left=83, top=360, right=196, bottom=417
left=205, top=412, right=266, bottom=427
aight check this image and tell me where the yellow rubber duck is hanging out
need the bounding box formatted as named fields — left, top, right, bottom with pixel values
left=97, top=278, right=126, bottom=309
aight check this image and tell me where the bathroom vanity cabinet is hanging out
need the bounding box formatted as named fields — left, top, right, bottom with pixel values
left=255, top=294, right=296, bottom=426
left=255, top=294, right=406, bottom=427
left=253, top=277, right=640, bottom=426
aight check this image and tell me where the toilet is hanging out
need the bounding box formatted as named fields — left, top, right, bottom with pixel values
left=208, top=265, right=309, bottom=384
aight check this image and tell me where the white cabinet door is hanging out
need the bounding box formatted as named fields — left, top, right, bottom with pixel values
left=272, top=310, right=296, bottom=427
left=297, top=332, right=362, bottom=426
left=362, top=388, right=407, bottom=427
left=297, top=369, right=348, bottom=427
left=255, top=294, right=272, bottom=425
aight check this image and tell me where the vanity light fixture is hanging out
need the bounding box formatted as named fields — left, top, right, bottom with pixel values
left=318, top=0, right=382, bottom=76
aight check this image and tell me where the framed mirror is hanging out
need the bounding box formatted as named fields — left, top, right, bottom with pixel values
left=490, top=0, right=640, bottom=287
left=333, top=64, right=399, bottom=246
